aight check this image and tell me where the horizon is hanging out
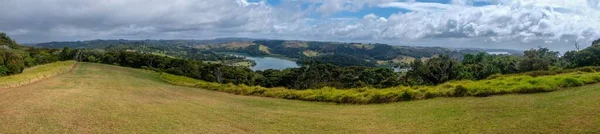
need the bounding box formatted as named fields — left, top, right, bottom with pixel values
left=28, top=37, right=530, bottom=52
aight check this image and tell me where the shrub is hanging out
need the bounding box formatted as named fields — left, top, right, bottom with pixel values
left=562, top=77, right=584, bottom=87
left=160, top=66, right=600, bottom=104
left=453, top=85, right=468, bottom=97
left=401, top=91, right=412, bottom=101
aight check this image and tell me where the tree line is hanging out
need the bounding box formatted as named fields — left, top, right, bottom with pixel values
left=406, top=47, right=568, bottom=85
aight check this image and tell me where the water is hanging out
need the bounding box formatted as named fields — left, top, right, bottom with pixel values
left=245, top=56, right=299, bottom=71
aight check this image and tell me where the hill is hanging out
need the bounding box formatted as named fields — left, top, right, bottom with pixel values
left=0, top=62, right=599, bottom=133
left=33, top=39, right=484, bottom=67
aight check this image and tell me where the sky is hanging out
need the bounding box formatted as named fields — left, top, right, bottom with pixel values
left=1, top=0, right=600, bottom=52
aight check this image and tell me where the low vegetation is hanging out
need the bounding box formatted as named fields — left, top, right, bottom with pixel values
left=161, top=67, right=600, bottom=104
left=0, top=61, right=76, bottom=88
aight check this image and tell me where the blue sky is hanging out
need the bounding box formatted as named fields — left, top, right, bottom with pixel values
left=256, top=0, right=493, bottom=19
left=1, top=0, right=600, bottom=51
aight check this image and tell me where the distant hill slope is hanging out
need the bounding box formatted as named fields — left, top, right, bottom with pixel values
left=34, top=38, right=486, bottom=66
left=0, top=62, right=599, bottom=133
left=34, top=38, right=258, bottom=49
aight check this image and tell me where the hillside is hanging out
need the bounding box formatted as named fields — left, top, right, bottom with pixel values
left=0, top=62, right=599, bottom=133
left=33, top=39, right=487, bottom=67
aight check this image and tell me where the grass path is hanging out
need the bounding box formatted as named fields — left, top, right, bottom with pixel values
left=0, top=61, right=76, bottom=89
left=0, top=62, right=599, bottom=133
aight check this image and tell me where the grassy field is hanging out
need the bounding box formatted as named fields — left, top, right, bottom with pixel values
left=1, top=62, right=599, bottom=133
left=0, top=61, right=76, bottom=89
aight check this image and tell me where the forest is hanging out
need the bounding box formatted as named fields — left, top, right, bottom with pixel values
left=34, top=39, right=495, bottom=67
left=214, top=40, right=485, bottom=67
left=3, top=32, right=600, bottom=91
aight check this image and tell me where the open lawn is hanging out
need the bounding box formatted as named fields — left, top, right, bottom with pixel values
left=0, top=62, right=599, bottom=133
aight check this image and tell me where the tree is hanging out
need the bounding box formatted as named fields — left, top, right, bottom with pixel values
left=408, top=55, right=462, bottom=85
left=593, top=38, right=600, bottom=46
left=0, top=33, right=20, bottom=49
left=59, top=47, right=74, bottom=61
left=518, top=48, right=559, bottom=72
left=563, top=41, right=600, bottom=68
left=3, top=50, right=25, bottom=75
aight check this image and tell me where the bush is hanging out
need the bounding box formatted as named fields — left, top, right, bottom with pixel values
left=453, top=85, right=468, bottom=97
left=4, top=51, right=25, bottom=75
left=160, top=66, right=600, bottom=104
left=562, top=78, right=584, bottom=87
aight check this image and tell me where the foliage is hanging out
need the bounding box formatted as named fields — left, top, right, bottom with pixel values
left=0, top=33, right=21, bottom=49
left=298, top=54, right=377, bottom=67
left=518, top=48, right=560, bottom=72
left=407, top=55, right=462, bottom=85
left=563, top=40, right=600, bottom=68
left=460, top=53, right=519, bottom=80
left=0, top=33, right=63, bottom=76
left=161, top=68, right=600, bottom=104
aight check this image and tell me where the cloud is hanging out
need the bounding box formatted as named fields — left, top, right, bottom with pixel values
left=0, top=0, right=304, bottom=42
left=0, top=0, right=599, bottom=51
left=369, top=0, right=600, bottom=46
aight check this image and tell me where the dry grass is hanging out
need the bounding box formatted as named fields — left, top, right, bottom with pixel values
left=283, top=41, right=309, bottom=48
left=0, top=61, right=76, bottom=89
left=377, top=56, right=416, bottom=65
left=221, top=42, right=254, bottom=49
left=258, top=45, right=271, bottom=54
left=352, top=44, right=375, bottom=50
left=0, top=63, right=599, bottom=133
left=302, top=50, right=319, bottom=57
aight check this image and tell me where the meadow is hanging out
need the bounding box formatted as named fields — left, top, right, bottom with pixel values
left=0, top=61, right=76, bottom=89
left=161, top=66, right=600, bottom=104
left=0, top=62, right=599, bottom=133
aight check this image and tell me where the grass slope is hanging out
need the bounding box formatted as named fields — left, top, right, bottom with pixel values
left=0, top=63, right=599, bottom=133
left=0, top=61, right=76, bottom=89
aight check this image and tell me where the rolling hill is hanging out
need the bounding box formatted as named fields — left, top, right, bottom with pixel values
left=0, top=62, right=599, bottom=133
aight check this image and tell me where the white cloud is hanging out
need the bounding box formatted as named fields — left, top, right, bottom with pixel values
left=0, top=0, right=599, bottom=51
left=0, top=0, right=304, bottom=41
left=367, top=0, right=600, bottom=48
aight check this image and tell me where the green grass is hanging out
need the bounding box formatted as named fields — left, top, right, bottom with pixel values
left=0, top=61, right=76, bottom=88
left=1, top=62, right=599, bottom=133
left=161, top=69, right=600, bottom=104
